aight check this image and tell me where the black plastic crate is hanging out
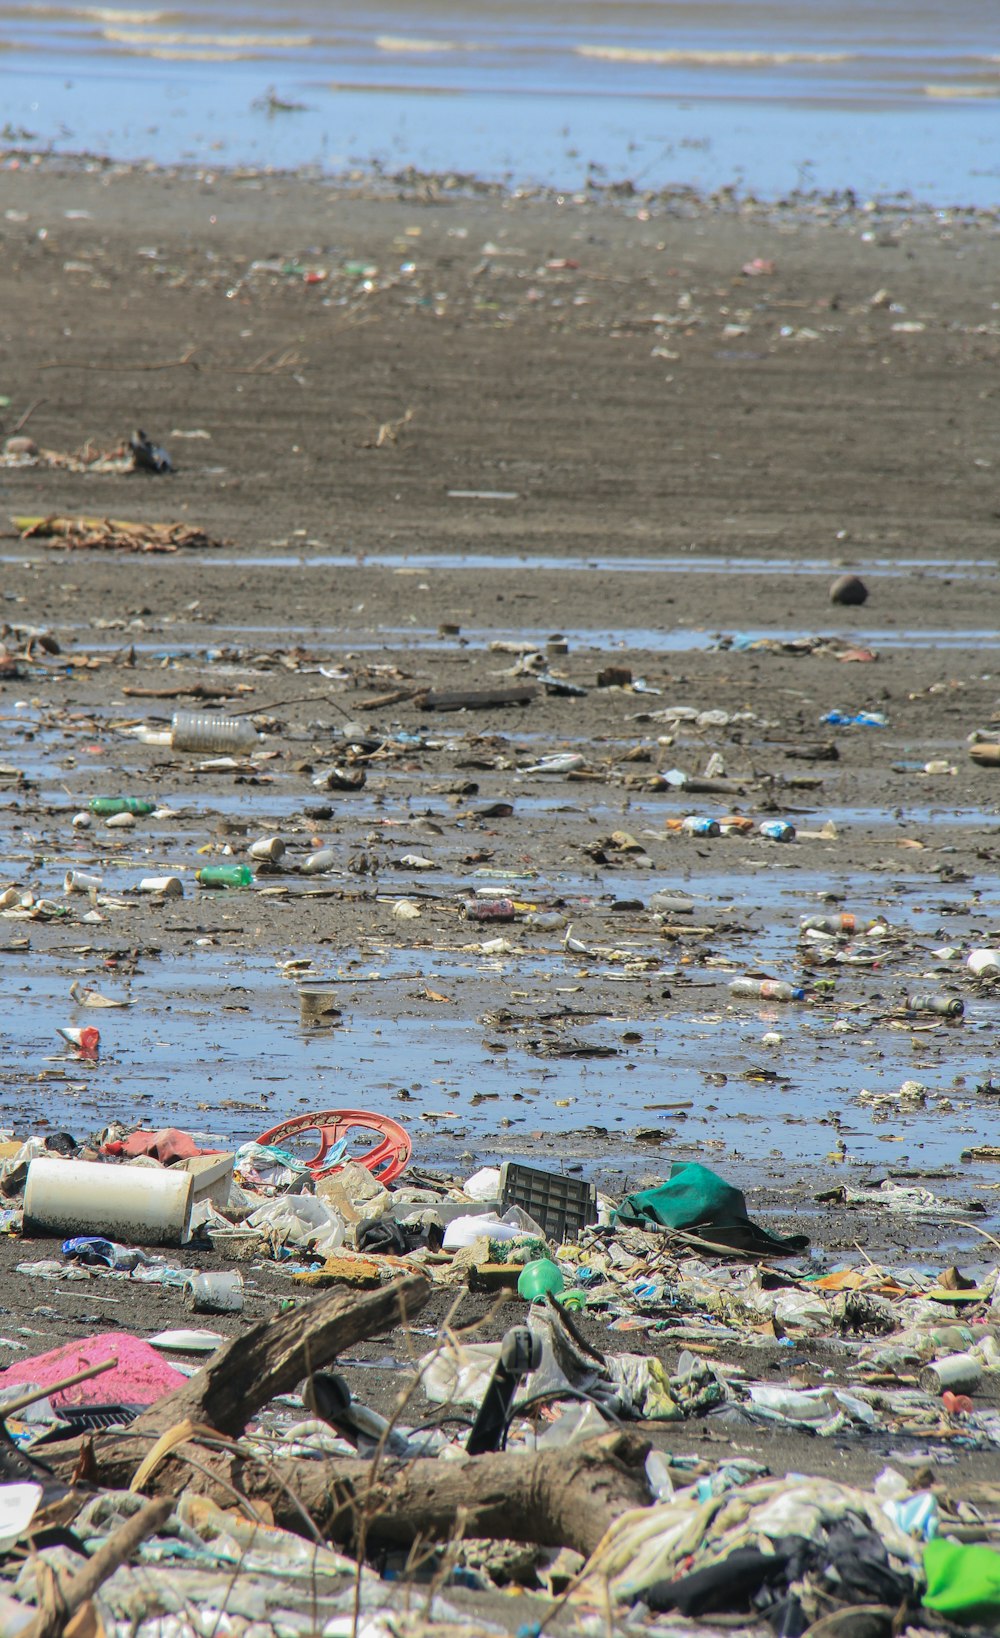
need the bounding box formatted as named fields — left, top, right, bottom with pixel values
left=499, top=1161, right=597, bottom=1242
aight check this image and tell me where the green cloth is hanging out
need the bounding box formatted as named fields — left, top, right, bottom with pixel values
left=923, top=1537, right=1000, bottom=1619
left=614, top=1161, right=808, bottom=1256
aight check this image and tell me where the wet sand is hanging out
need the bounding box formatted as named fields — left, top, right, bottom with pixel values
left=1, top=163, right=999, bottom=1563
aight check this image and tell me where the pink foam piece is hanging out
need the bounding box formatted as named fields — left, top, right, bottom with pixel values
left=0, top=1331, right=187, bottom=1407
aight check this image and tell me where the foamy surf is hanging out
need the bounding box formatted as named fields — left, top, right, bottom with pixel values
left=375, top=35, right=468, bottom=55
left=922, top=82, right=999, bottom=99
left=102, top=27, right=313, bottom=49
left=575, top=45, right=854, bottom=67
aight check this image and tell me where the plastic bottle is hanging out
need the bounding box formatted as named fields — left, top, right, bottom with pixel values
left=196, top=864, right=253, bottom=889
left=464, top=898, right=516, bottom=921
left=171, top=711, right=259, bottom=754
left=88, top=797, right=156, bottom=817
left=729, top=978, right=804, bottom=1002
left=301, top=848, right=336, bottom=874
left=801, top=914, right=856, bottom=935
left=907, top=993, right=964, bottom=1018
left=759, top=820, right=796, bottom=842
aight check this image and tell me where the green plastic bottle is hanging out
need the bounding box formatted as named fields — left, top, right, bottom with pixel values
left=88, top=797, right=156, bottom=817
left=517, top=1259, right=564, bottom=1302
left=197, top=864, right=253, bottom=889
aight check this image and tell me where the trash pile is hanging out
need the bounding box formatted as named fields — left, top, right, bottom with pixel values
left=0, top=1124, right=998, bottom=1635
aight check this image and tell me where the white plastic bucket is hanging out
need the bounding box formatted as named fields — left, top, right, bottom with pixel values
left=23, top=1158, right=193, bottom=1247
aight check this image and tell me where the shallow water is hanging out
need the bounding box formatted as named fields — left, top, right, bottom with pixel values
left=2, top=551, right=996, bottom=582
left=1, top=1, right=998, bottom=202
left=2, top=927, right=996, bottom=1177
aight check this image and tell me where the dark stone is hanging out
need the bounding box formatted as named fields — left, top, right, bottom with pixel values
left=830, top=573, right=868, bottom=606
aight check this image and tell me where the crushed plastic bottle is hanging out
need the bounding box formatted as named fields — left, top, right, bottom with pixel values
left=821, top=709, right=888, bottom=728
left=729, top=978, right=805, bottom=1002
left=801, top=913, right=856, bottom=934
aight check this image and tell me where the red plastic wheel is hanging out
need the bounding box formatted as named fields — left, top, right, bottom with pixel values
left=256, top=1108, right=412, bottom=1184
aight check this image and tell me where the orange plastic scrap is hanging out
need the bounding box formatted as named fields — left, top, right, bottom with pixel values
left=812, top=1268, right=870, bottom=1291
left=812, top=1266, right=906, bottom=1295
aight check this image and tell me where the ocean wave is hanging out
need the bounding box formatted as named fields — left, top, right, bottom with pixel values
left=81, top=7, right=173, bottom=19
left=375, top=34, right=469, bottom=54
left=139, top=46, right=251, bottom=59
left=102, top=27, right=312, bottom=48
left=923, top=82, right=999, bottom=98
left=575, top=45, right=854, bottom=67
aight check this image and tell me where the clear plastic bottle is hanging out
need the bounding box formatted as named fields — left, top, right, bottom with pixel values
left=171, top=711, right=259, bottom=754
left=729, top=978, right=804, bottom=1002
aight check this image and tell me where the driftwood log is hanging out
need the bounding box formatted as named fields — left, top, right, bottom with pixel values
left=43, top=1273, right=651, bottom=1558
left=179, top=1428, right=651, bottom=1559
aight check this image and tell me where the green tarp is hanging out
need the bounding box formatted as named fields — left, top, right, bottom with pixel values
left=615, top=1161, right=809, bottom=1256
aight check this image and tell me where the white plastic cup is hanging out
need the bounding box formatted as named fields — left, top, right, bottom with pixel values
left=248, top=837, right=285, bottom=862
left=23, top=1158, right=193, bottom=1247
left=186, top=1271, right=244, bottom=1314
left=967, top=950, right=1000, bottom=978
left=138, top=876, right=184, bottom=897
left=64, top=871, right=102, bottom=894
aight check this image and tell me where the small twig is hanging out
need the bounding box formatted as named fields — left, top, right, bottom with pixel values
left=0, top=1356, right=117, bottom=1417
left=10, top=399, right=45, bottom=435
left=952, top=1219, right=1000, bottom=1256
left=22, top=1496, right=172, bottom=1638
left=39, top=347, right=199, bottom=373
left=362, top=407, right=415, bottom=449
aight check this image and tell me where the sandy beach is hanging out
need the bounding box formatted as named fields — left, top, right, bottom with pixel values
left=1, top=158, right=999, bottom=1629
